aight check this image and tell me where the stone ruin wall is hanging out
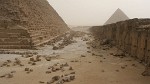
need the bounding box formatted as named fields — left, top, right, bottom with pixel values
left=90, top=18, right=150, bottom=66
left=0, top=0, right=69, bottom=49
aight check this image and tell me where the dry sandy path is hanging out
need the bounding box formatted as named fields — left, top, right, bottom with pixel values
left=0, top=27, right=150, bottom=84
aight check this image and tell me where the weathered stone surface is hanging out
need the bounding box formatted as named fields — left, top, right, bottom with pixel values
left=90, top=18, right=150, bottom=75
left=0, top=0, right=69, bottom=49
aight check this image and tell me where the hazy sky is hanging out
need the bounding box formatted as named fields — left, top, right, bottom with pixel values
left=48, top=0, right=150, bottom=26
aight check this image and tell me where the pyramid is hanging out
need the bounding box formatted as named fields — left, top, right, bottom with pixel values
left=104, top=8, right=129, bottom=25
left=0, top=0, right=69, bottom=49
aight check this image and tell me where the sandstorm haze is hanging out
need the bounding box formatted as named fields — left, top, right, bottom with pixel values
left=48, top=0, right=150, bottom=26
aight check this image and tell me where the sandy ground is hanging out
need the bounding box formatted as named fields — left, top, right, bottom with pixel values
left=0, top=27, right=150, bottom=84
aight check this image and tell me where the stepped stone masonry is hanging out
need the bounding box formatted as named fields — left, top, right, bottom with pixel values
left=0, top=0, right=69, bottom=49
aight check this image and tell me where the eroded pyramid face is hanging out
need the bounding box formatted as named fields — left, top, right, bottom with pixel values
left=0, top=0, right=69, bottom=49
left=104, top=8, right=129, bottom=25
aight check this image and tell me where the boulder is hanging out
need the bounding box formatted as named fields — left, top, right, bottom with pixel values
left=52, top=76, right=60, bottom=81
left=142, top=66, right=150, bottom=76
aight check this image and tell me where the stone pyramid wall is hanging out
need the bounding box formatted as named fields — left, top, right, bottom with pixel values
left=104, top=8, right=129, bottom=25
left=0, top=0, right=69, bottom=49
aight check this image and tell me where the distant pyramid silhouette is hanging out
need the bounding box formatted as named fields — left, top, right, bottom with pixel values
left=104, top=8, right=129, bottom=25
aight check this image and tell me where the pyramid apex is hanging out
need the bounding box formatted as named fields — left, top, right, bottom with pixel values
left=116, top=8, right=123, bottom=12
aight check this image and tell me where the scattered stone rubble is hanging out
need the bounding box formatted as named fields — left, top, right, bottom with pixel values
left=0, top=58, right=24, bottom=67
left=47, top=72, right=75, bottom=84
left=24, top=68, right=33, bottom=74
left=42, top=62, right=76, bottom=84
left=46, top=62, right=73, bottom=74
left=0, top=72, right=15, bottom=79
left=0, top=55, right=76, bottom=82
left=51, top=31, right=85, bottom=50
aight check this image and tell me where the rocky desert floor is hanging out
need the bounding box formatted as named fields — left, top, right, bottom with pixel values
left=0, top=27, right=150, bottom=84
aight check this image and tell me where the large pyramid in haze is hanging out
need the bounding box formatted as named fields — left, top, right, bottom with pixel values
left=104, top=8, right=129, bottom=25
left=0, top=0, right=69, bottom=49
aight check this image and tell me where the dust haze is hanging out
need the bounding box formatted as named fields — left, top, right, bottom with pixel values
left=48, top=0, right=150, bottom=26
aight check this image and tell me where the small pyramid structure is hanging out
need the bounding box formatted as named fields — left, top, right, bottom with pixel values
left=104, top=8, right=129, bottom=25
